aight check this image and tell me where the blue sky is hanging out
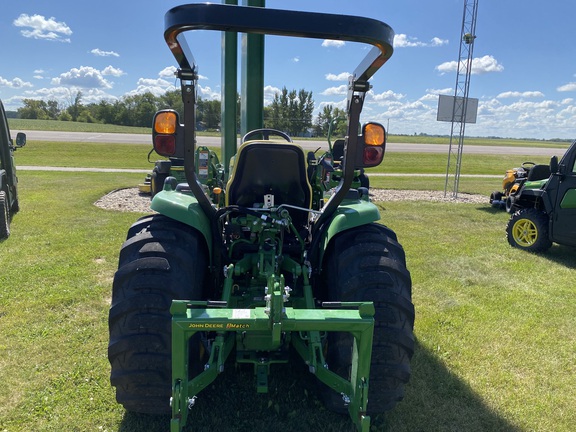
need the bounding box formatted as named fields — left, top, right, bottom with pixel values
left=1, top=0, right=576, bottom=140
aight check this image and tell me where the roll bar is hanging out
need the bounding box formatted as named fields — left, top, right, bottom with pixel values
left=162, top=3, right=394, bottom=265
left=164, top=3, right=394, bottom=83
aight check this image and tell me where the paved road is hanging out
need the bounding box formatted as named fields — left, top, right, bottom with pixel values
left=17, top=130, right=568, bottom=157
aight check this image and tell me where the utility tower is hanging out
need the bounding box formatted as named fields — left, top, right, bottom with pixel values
left=444, top=0, right=479, bottom=198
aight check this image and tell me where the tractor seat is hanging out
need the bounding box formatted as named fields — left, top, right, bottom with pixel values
left=226, top=141, right=312, bottom=227
left=332, top=139, right=345, bottom=161
left=527, top=164, right=551, bottom=181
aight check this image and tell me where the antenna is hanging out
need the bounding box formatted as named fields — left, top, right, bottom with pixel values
left=444, top=0, right=479, bottom=198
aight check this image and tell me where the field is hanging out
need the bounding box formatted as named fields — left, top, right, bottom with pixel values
left=0, top=132, right=574, bottom=432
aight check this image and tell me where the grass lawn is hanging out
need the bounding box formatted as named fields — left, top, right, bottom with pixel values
left=1, top=140, right=574, bottom=431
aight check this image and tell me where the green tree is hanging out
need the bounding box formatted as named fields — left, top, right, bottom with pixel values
left=197, top=97, right=221, bottom=130
left=266, top=87, right=314, bottom=136
left=159, top=90, right=184, bottom=114
left=67, top=91, right=83, bottom=121
left=314, top=105, right=346, bottom=138
left=18, top=99, right=49, bottom=120
left=46, top=100, right=61, bottom=120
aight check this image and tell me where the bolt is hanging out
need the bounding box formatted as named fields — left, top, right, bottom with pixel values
left=187, top=396, right=197, bottom=410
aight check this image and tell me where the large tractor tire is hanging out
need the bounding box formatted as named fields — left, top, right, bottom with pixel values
left=0, top=190, right=10, bottom=240
left=321, top=223, right=414, bottom=414
left=506, top=208, right=552, bottom=252
left=108, top=215, right=207, bottom=414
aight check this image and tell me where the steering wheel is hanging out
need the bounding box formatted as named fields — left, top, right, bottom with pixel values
left=242, top=128, right=292, bottom=143
left=522, top=161, right=536, bottom=169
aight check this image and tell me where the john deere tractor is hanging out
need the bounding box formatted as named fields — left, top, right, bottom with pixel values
left=108, top=4, right=414, bottom=432
left=506, top=140, right=576, bottom=252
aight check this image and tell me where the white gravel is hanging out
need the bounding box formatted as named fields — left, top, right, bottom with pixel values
left=94, top=187, right=487, bottom=213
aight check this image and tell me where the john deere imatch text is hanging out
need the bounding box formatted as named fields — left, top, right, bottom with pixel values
left=107, top=4, right=414, bottom=431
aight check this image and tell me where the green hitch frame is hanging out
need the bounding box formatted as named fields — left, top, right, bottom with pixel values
left=170, top=298, right=375, bottom=432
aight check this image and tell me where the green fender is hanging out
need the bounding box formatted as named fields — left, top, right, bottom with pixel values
left=523, top=179, right=547, bottom=190
left=318, top=199, right=381, bottom=265
left=150, top=190, right=213, bottom=258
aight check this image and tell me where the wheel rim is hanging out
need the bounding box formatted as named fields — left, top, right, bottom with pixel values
left=512, top=218, right=538, bottom=247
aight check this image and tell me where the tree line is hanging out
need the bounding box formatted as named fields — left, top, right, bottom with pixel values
left=17, top=87, right=347, bottom=137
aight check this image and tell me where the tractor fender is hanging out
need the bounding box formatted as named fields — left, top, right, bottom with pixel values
left=317, top=199, right=381, bottom=264
left=150, top=189, right=212, bottom=259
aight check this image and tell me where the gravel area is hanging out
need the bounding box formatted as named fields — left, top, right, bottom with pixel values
left=94, top=187, right=487, bottom=213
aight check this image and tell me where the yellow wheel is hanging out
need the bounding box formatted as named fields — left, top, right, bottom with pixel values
left=506, top=208, right=552, bottom=252
left=511, top=217, right=538, bottom=247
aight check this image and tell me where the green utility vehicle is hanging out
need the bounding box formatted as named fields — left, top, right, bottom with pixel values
left=108, top=4, right=414, bottom=432
left=506, top=140, right=576, bottom=252
left=0, top=100, right=26, bottom=239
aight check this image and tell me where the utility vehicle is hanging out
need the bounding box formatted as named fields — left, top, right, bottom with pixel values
left=506, top=140, right=576, bottom=252
left=108, top=4, right=414, bottom=432
left=0, top=100, right=26, bottom=239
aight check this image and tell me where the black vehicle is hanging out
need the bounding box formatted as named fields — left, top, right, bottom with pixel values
left=506, top=140, right=576, bottom=252
left=0, top=100, right=26, bottom=239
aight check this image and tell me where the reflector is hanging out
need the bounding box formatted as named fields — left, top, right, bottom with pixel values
left=154, top=135, right=176, bottom=156
left=363, top=146, right=383, bottom=166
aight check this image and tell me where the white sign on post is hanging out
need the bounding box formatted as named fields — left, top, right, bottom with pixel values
left=437, top=94, right=478, bottom=124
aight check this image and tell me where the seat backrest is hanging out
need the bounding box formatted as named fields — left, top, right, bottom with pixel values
left=226, top=141, right=312, bottom=226
left=527, top=164, right=551, bottom=181
left=332, top=139, right=345, bottom=162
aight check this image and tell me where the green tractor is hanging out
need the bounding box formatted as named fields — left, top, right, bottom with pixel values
left=506, top=140, right=576, bottom=252
left=108, top=4, right=414, bottom=432
left=0, top=99, right=26, bottom=240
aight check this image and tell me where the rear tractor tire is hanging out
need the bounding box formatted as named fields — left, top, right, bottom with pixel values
left=108, top=215, right=207, bottom=414
left=0, top=191, right=10, bottom=240
left=506, top=208, right=552, bottom=253
left=321, top=223, right=414, bottom=414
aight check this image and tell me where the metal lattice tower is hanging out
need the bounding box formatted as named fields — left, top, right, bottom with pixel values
left=444, top=0, right=479, bottom=198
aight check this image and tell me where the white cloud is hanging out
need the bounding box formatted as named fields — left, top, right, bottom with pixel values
left=436, top=55, right=504, bottom=75
left=369, top=89, right=405, bottom=102
left=125, top=77, right=175, bottom=97
left=317, top=99, right=347, bottom=111
left=0, top=76, right=33, bottom=89
left=292, top=57, right=300, bottom=63
left=394, top=34, right=448, bottom=48
left=496, top=91, right=544, bottom=99
left=426, top=87, right=453, bottom=95
left=322, top=40, right=345, bottom=48
left=198, top=85, right=220, bottom=100
left=557, top=82, right=576, bottom=92
left=159, top=66, right=177, bottom=78
left=91, top=48, right=120, bottom=57
left=102, top=66, right=125, bottom=77
left=264, top=85, right=281, bottom=105
left=431, top=37, right=449, bottom=47
left=325, top=72, right=350, bottom=81
left=13, top=14, right=72, bottom=42
left=21, top=86, right=117, bottom=105
left=321, top=85, right=347, bottom=96
left=51, top=66, right=113, bottom=89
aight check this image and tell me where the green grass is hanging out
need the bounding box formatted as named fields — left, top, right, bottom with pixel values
left=1, top=142, right=575, bottom=431
left=8, top=118, right=152, bottom=134
left=15, top=140, right=153, bottom=170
